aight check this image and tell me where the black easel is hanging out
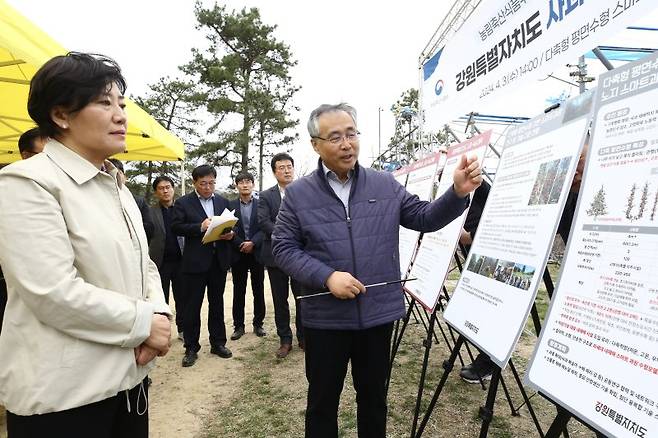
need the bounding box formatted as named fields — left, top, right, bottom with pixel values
left=544, top=404, right=607, bottom=438
left=412, top=334, right=465, bottom=437
left=407, top=243, right=557, bottom=437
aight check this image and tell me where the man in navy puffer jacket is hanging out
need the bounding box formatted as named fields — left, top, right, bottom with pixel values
left=272, top=103, right=483, bottom=438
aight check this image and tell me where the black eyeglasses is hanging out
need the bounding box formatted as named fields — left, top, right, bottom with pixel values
left=313, top=131, right=360, bottom=145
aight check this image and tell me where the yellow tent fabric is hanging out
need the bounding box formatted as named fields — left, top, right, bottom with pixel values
left=0, top=0, right=184, bottom=163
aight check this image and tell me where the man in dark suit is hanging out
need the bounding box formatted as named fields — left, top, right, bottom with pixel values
left=258, top=152, right=303, bottom=359
left=172, top=164, right=234, bottom=367
left=149, top=175, right=185, bottom=340
left=228, top=171, right=266, bottom=340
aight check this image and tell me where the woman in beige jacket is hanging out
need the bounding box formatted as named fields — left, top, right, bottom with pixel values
left=0, top=53, right=171, bottom=437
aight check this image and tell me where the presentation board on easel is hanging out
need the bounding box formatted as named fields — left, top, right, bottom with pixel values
left=405, top=131, right=491, bottom=311
left=393, top=167, right=409, bottom=187
left=398, top=152, right=444, bottom=276
left=526, top=53, right=658, bottom=438
left=443, top=91, right=593, bottom=367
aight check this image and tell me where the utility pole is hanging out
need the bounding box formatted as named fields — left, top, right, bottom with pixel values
left=568, top=55, right=594, bottom=94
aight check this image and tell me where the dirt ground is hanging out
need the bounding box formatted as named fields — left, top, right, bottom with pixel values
left=148, top=273, right=260, bottom=438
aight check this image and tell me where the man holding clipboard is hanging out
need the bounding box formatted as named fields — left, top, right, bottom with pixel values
left=172, top=164, right=235, bottom=367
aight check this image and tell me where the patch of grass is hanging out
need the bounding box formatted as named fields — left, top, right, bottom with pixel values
left=203, top=287, right=599, bottom=438
left=203, top=335, right=306, bottom=438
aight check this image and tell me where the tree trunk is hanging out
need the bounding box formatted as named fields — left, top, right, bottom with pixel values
left=241, top=113, right=250, bottom=172
left=240, top=77, right=251, bottom=173
left=258, top=124, right=265, bottom=192
left=144, top=161, right=154, bottom=203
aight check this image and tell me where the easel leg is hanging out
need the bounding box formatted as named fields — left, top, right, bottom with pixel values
left=413, top=336, right=465, bottom=438
left=530, top=303, right=543, bottom=337
left=508, top=360, right=545, bottom=437
left=478, top=366, right=502, bottom=438
left=545, top=407, right=571, bottom=438
left=498, top=374, right=519, bottom=416
left=410, top=310, right=438, bottom=437
left=387, top=303, right=414, bottom=393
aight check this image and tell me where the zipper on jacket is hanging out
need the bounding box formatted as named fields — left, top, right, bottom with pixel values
left=318, top=165, right=363, bottom=328
left=345, top=213, right=363, bottom=328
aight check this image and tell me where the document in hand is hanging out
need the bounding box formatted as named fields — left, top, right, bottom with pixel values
left=201, top=208, right=239, bottom=244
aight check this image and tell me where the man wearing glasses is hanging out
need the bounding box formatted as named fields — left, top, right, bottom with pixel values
left=272, top=103, right=483, bottom=437
left=172, top=164, right=234, bottom=367
left=258, top=153, right=304, bottom=358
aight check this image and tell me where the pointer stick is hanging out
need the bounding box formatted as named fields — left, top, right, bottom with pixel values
left=296, top=278, right=417, bottom=300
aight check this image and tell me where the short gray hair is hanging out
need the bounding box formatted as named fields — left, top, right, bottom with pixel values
left=307, top=103, right=357, bottom=138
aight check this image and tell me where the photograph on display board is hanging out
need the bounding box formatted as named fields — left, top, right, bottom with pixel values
left=538, top=159, right=560, bottom=204
left=528, top=162, right=549, bottom=205
left=548, top=156, right=572, bottom=204
left=492, top=261, right=514, bottom=283
left=528, top=156, right=573, bottom=205
left=465, top=253, right=535, bottom=291
left=467, top=254, right=485, bottom=273
left=476, top=255, right=498, bottom=278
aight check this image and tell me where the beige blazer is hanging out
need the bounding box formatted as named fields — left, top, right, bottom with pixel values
left=0, top=140, right=170, bottom=415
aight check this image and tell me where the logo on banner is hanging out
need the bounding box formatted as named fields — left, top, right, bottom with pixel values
left=435, top=79, right=444, bottom=96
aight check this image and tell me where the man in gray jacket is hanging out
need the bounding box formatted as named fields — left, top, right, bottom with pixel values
left=272, top=103, right=483, bottom=438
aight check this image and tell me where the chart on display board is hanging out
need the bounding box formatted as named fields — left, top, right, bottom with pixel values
left=397, top=152, right=444, bottom=276
left=405, top=131, right=491, bottom=310
left=526, top=52, right=658, bottom=438
left=443, top=90, right=593, bottom=367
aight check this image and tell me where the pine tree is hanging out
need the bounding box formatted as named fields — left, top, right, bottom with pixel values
left=250, top=78, right=299, bottom=191
left=127, top=78, right=201, bottom=201
left=586, top=185, right=608, bottom=219
left=625, top=183, right=637, bottom=220
left=651, top=189, right=658, bottom=221
left=184, top=3, right=299, bottom=175
left=635, top=181, right=649, bottom=220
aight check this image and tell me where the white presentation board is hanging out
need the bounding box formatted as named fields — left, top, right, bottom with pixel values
left=421, top=0, right=657, bottom=132
left=393, top=169, right=408, bottom=187
left=406, top=131, right=491, bottom=310
left=397, top=153, right=443, bottom=276
left=443, top=92, right=593, bottom=367
left=526, top=53, right=658, bottom=438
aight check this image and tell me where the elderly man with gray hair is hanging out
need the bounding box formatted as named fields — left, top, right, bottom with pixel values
left=272, top=103, right=483, bottom=437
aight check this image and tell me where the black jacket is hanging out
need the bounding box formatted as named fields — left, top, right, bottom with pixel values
left=171, top=192, right=233, bottom=273
left=134, top=196, right=154, bottom=243
left=257, top=185, right=282, bottom=267
left=229, top=197, right=264, bottom=264
left=148, top=204, right=184, bottom=268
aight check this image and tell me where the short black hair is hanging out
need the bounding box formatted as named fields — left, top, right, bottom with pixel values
left=153, top=175, right=175, bottom=191
left=192, top=164, right=217, bottom=181
left=108, top=158, right=124, bottom=173
left=28, top=52, right=127, bottom=138
left=234, top=171, right=254, bottom=184
left=270, top=153, right=294, bottom=172
left=18, top=127, right=43, bottom=154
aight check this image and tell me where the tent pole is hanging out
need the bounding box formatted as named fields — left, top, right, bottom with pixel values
left=180, top=160, right=185, bottom=196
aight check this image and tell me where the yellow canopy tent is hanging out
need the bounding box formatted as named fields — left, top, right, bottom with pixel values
left=0, top=0, right=185, bottom=163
